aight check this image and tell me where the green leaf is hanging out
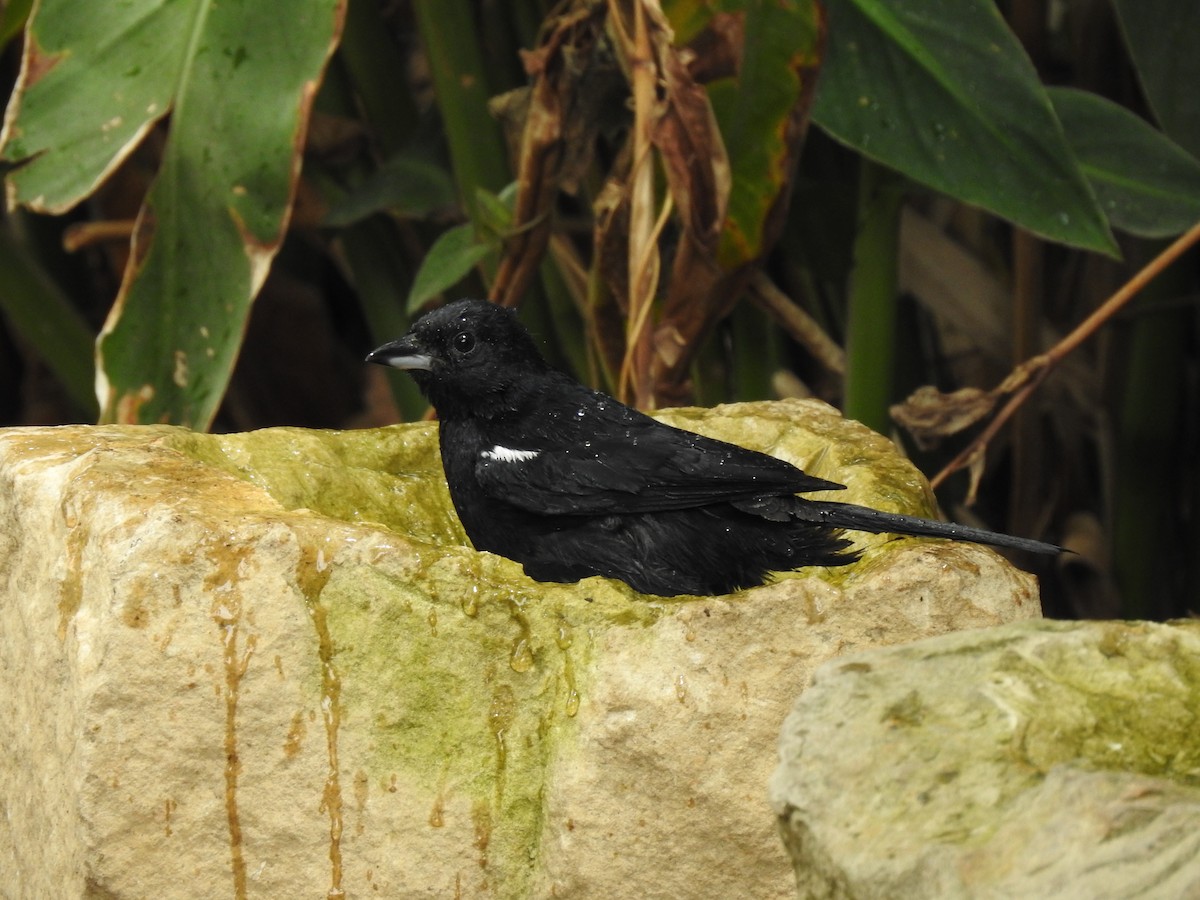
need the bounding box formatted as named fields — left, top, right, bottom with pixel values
left=322, top=153, right=456, bottom=227
left=1049, top=87, right=1200, bottom=239
left=701, top=0, right=823, bottom=267
left=813, top=0, right=1117, bottom=256
left=473, top=183, right=516, bottom=240
left=2, top=0, right=346, bottom=427
left=660, top=0, right=719, bottom=45
left=406, top=223, right=493, bottom=314
left=1111, top=0, right=1200, bottom=159
left=1, top=0, right=195, bottom=210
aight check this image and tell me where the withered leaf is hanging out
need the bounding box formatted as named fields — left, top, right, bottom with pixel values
left=890, top=385, right=1000, bottom=451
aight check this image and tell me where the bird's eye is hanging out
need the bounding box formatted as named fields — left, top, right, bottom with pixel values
left=451, top=332, right=476, bottom=355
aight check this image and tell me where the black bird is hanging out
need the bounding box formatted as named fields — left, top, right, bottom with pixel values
left=367, top=299, right=1059, bottom=597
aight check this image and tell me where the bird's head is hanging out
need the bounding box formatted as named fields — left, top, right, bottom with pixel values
left=366, top=299, right=550, bottom=419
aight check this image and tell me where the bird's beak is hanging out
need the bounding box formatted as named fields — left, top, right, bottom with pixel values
left=365, top=336, right=433, bottom=371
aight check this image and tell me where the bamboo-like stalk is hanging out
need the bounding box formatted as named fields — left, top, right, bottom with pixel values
left=339, top=0, right=418, bottom=156
left=412, top=0, right=510, bottom=224
left=843, top=160, right=904, bottom=433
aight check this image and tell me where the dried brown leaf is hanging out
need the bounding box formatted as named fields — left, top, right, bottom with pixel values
left=491, top=1, right=614, bottom=308
left=890, top=385, right=999, bottom=451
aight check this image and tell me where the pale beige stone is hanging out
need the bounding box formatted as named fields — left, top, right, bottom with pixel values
left=771, top=619, right=1200, bottom=899
left=0, top=400, right=1039, bottom=898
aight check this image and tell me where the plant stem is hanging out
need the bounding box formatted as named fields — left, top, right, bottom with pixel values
left=339, top=0, right=418, bottom=156
left=931, top=219, right=1200, bottom=490
left=412, top=0, right=510, bottom=225
left=843, top=160, right=904, bottom=433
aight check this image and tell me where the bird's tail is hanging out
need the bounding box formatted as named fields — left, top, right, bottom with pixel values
left=793, top=500, right=1061, bottom=556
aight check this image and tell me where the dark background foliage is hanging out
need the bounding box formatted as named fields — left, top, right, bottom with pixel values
left=1, top=0, right=1198, bottom=620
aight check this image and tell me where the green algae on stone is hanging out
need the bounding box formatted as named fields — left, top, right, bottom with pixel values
left=161, top=424, right=466, bottom=547
left=2, top=407, right=1043, bottom=898
left=773, top=619, right=1200, bottom=898
left=778, top=618, right=1200, bottom=860
left=988, top=619, right=1200, bottom=786
left=149, top=400, right=981, bottom=614
left=161, top=399, right=944, bottom=568
left=315, top=551, right=665, bottom=897
left=16, top=402, right=979, bottom=893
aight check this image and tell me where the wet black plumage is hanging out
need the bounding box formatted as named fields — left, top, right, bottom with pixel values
left=367, top=299, right=1059, bottom=597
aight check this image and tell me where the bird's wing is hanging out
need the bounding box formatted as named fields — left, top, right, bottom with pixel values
left=475, top=395, right=844, bottom=516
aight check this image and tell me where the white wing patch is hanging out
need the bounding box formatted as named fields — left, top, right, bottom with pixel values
left=482, top=445, right=541, bottom=463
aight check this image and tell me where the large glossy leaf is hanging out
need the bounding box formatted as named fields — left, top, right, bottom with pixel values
left=1, top=0, right=345, bottom=427
left=1, top=1, right=194, bottom=210
left=700, top=0, right=823, bottom=267
left=1111, top=0, right=1200, bottom=160
left=813, top=0, right=1117, bottom=256
left=1050, top=87, right=1200, bottom=239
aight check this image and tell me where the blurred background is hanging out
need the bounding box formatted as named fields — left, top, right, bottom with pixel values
left=1, top=0, right=1197, bottom=620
